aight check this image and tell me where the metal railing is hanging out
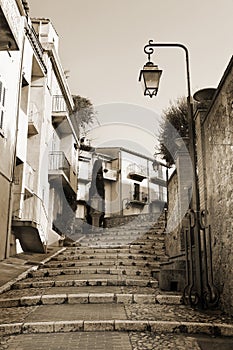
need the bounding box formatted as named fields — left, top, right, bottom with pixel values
left=49, top=151, right=70, bottom=180
left=24, top=163, right=35, bottom=192
left=52, top=95, right=68, bottom=113
left=129, top=190, right=148, bottom=203
left=127, top=163, right=147, bottom=177
left=25, top=22, right=47, bottom=75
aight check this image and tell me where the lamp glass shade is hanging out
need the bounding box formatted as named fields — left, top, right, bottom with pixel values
left=139, top=63, right=162, bottom=98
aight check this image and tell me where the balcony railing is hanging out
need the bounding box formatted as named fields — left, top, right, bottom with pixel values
left=52, top=95, right=68, bottom=113
left=129, top=191, right=148, bottom=205
left=49, top=151, right=70, bottom=181
left=12, top=193, right=48, bottom=245
left=24, top=163, right=35, bottom=193
left=127, top=163, right=147, bottom=181
left=25, top=22, right=47, bottom=75
left=103, top=168, right=118, bottom=181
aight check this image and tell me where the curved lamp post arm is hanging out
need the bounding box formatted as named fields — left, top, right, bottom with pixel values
left=144, top=39, right=192, bottom=102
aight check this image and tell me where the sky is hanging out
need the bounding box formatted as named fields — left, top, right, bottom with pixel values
left=28, top=0, right=233, bottom=158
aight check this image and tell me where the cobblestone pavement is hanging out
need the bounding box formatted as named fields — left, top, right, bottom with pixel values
left=1, top=332, right=233, bottom=350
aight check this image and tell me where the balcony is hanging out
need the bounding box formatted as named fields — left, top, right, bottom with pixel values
left=129, top=191, right=148, bottom=207
left=127, top=163, right=147, bottom=182
left=0, top=0, right=22, bottom=50
left=12, top=193, right=48, bottom=253
left=28, top=104, right=39, bottom=136
left=25, top=22, right=47, bottom=75
left=103, top=168, right=118, bottom=181
left=49, top=151, right=70, bottom=182
left=24, top=162, right=35, bottom=194
left=52, top=95, right=70, bottom=131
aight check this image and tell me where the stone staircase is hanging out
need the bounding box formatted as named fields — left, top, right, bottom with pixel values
left=0, top=213, right=233, bottom=349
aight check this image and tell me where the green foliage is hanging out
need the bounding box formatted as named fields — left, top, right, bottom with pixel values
left=158, top=97, right=189, bottom=165
left=72, top=95, right=96, bottom=134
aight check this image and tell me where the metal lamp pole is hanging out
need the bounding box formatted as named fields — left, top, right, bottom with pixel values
left=139, top=40, right=219, bottom=308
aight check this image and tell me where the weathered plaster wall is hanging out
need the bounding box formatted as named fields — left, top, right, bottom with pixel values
left=200, top=62, right=233, bottom=315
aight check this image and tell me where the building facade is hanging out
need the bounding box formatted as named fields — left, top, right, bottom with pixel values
left=77, top=146, right=167, bottom=226
left=0, top=1, right=79, bottom=259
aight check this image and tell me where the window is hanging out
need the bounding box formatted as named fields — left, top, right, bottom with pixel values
left=0, top=81, right=6, bottom=133
left=133, top=183, right=140, bottom=201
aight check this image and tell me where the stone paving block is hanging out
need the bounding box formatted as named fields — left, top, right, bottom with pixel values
left=41, top=294, right=67, bottom=305
left=84, top=320, right=114, bottom=331
left=0, top=298, right=20, bottom=308
left=149, top=320, right=182, bottom=333
left=156, top=294, right=183, bottom=304
left=215, top=323, right=233, bottom=336
left=115, top=320, right=149, bottom=331
left=31, top=270, right=46, bottom=277
left=73, top=279, right=89, bottom=287
left=116, top=294, right=133, bottom=304
left=107, top=279, right=120, bottom=286
left=80, top=267, right=97, bottom=274
left=180, top=321, right=219, bottom=335
left=64, top=268, right=80, bottom=275
left=97, top=268, right=111, bottom=274
left=21, top=296, right=41, bottom=306
left=54, top=320, right=84, bottom=332
left=0, top=323, right=22, bottom=336
left=23, top=322, right=54, bottom=334
left=68, top=293, right=89, bottom=304
left=55, top=280, right=74, bottom=287
left=89, top=293, right=115, bottom=303
left=13, top=282, right=31, bottom=289
left=45, top=269, right=62, bottom=277
left=133, top=294, right=156, bottom=304
left=32, top=281, right=54, bottom=288
left=126, top=279, right=147, bottom=287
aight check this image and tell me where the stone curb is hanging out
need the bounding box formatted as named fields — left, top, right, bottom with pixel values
left=12, top=278, right=158, bottom=289
left=0, top=293, right=183, bottom=307
left=0, top=320, right=233, bottom=336
left=0, top=248, right=66, bottom=295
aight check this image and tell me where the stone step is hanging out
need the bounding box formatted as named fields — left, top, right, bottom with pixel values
left=43, top=260, right=162, bottom=269
left=0, top=319, right=232, bottom=336
left=64, top=246, right=165, bottom=254
left=0, top=293, right=183, bottom=308
left=29, top=267, right=155, bottom=278
left=53, top=253, right=167, bottom=262
left=13, top=277, right=159, bottom=290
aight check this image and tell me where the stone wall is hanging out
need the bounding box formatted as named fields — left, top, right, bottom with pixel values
left=199, top=59, right=233, bottom=315
left=165, top=57, right=233, bottom=314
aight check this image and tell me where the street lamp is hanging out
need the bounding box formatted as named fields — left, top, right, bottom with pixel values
left=139, top=39, right=219, bottom=309
left=139, top=62, right=162, bottom=97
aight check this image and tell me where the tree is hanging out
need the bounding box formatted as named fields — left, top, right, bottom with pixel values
left=72, top=95, right=96, bottom=135
left=158, top=97, right=189, bottom=165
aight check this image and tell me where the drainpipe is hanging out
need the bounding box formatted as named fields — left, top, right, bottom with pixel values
left=5, top=22, right=26, bottom=258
